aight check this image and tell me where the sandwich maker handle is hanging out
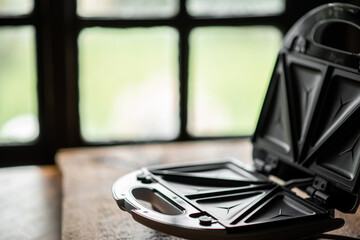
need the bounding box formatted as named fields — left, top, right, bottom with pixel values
left=283, top=3, right=360, bottom=69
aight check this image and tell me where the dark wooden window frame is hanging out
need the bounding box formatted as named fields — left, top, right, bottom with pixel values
left=0, top=0, right=339, bottom=167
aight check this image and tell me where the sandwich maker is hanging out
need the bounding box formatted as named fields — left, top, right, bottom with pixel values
left=112, top=3, right=360, bottom=239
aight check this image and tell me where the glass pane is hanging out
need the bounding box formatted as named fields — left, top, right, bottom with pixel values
left=79, top=27, right=179, bottom=142
left=188, top=27, right=282, bottom=136
left=0, top=26, right=39, bottom=143
left=77, top=0, right=179, bottom=18
left=0, top=0, right=34, bottom=15
left=187, top=0, right=285, bottom=17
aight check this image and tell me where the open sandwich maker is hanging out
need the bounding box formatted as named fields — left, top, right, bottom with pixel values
left=113, top=3, right=360, bottom=239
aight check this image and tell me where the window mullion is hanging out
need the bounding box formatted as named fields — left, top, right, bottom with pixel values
left=177, top=0, right=191, bottom=140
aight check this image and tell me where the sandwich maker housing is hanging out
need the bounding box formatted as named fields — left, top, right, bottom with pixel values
left=113, top=3, right=360, bottom=239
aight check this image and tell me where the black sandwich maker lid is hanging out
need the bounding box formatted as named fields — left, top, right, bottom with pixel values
left=252, top=2, right=360, bottom=213
left=113, top=3, right=360, bottom=239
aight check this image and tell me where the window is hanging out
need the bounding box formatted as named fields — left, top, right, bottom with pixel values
left=78, top=27, right=180, bottom=141
left=2, top=0, right=341, bottom=166
left=188, top=26, right=281, bottom=137
left=0, top=0, right=34, bottom=15
left=77, top=0, right=179, bottom=18
left=0, top=0, right=38, bottom=144
left=76, top=0, right=284, bottom=143
left=0, top=26, right=38, bottom=144
left=187, top=0, right=285, bottom=17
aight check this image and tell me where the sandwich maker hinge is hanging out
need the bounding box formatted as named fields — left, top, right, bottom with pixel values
left=254, top=155, right=279, bottom=174
left=264, top=155, right=279, bottom=173
left=306, top=176, right=331, bottom=205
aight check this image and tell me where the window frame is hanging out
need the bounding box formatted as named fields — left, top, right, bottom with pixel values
left=0, top=0, right=335, bottom=167
left=68, top=0, right=289, bottom=145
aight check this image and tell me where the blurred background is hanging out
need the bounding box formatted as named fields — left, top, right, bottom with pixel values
left=0, top=0, right=358, bottom=166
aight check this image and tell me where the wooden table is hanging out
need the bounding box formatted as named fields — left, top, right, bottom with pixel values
left=0, top=165, right=61, bottom=240
left=0, top=140, right=359, bottom=240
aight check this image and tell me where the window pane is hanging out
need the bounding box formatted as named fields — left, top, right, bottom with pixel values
left=187, top=0, right=285, bottom=17
left=79, top=27, right=179, bottom=142
left=0, top=26, right=39, bottom=143
left=188, top=27, right=282, bottom=136
left=0, top=0, right=33, bottom=15
left=77, top=0, right=179, bottom=18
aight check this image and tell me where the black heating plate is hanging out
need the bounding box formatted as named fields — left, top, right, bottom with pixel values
left=113, top=160, right=344, bottom=239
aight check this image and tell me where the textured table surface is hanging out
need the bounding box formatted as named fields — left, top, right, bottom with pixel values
left=0, top=165, right=62, bottom=240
